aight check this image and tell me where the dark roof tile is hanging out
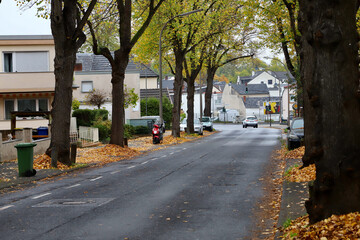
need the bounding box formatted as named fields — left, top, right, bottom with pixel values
left=76, top=53, right=158, bottom=77
left=231, top=83, right=269, bottom=95
left=243, top=96, right=281, bottom=108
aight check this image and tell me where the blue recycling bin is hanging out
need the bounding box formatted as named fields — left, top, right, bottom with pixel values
left=37, top=127, right=48, bottom=136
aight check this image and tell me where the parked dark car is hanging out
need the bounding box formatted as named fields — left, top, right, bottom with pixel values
left=287, top=117, right=304, bottom=150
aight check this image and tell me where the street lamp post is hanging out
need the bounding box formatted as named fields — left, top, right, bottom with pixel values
left=159, top=9, right=203, bottom=124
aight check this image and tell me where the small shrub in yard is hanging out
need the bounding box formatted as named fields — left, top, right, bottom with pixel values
left=92, top=118, right=111, bottom=142
left=72, top=109, right=93, bottom=127
left=134, top=126, right=150, bottom=135
left=124, top=124, right=135, bottom=139
left=94, top=123, right=111, bottom=142
left=92, top=109, right=109, bottom=121
left=72, top=109, right=109, bottom=127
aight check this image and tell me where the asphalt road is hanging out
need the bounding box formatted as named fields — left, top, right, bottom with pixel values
left=0, top=124, right=281, bottom=240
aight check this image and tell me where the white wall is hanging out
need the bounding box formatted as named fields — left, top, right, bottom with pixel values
left=281, top=87, right=296, bottom=120
left=74, top=72, right=141, bottom=121
left=221, top=84, right=246, bottom=119
left=250, top=72, right=277, bottom=88
left=140, top=77, right=158, bottom=89
left=181, top=92, right=205, bottom=119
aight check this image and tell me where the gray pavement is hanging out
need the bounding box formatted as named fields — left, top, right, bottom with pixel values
left=0, top=124, right=282, bottom=240
left=0, top=123, right=306, bottom=239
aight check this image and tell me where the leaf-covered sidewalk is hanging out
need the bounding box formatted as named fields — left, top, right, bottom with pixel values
left=274, top=146, right=360, bottom=239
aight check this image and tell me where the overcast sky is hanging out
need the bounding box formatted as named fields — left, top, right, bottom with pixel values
left=0, top=0, right=280, bottom=64
left=0, top=0, right=51, bottom=35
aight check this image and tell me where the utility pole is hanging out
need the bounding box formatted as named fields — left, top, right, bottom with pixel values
left=200, top=71, right=202, bottom=120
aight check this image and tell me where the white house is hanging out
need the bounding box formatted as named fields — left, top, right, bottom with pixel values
left=238, top=71, right=295, bottom=121
left=74, top=53, right=150, bottom=121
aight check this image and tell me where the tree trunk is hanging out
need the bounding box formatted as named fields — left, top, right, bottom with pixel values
left=204, top=67, right=216, bottom=117
left=110, top=50, right=128, bottom=147
left=171, top=51, right=185, bottom=137
left=186, top=78, right=195, bottom=134
left=48, top=0, right=81, bottom=166
left=49, top=48, right=75, bottom=166
left=299, top=0, right=360, bottom=223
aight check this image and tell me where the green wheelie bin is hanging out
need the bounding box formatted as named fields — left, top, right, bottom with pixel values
left=15, top=143, right=37, bottom=177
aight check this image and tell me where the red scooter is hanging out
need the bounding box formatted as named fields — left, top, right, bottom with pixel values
left=152, top=123, right=163, bottom=144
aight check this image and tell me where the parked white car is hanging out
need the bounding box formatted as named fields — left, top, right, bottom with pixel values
left=180, top=118, right=203, bottom=135
left=200, top=116, right=213, bottom=131
left=242, top=116, right=259, bottom=128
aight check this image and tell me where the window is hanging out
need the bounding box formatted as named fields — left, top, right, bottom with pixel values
left=4, top=53, right=13, bottom=72
left=81, top=81, right=93, bottom=92
left=3, top=51, right=49, bottom=72
left=38, top=99, right=48, bottom=111
left=5, top=100, right=14, bottom=120
left=18, top=99, right=36, bottom=112
left=268, top=79, right=273, bottom=85
left=215, top=96, right=222, bottom=104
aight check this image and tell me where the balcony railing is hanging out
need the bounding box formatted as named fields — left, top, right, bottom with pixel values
left=0, top=72, right=55, bottom=93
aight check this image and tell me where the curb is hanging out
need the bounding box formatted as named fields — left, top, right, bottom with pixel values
left=275, top=159, right=309, bottom=239
left=0, top=164, right=91, bottom=192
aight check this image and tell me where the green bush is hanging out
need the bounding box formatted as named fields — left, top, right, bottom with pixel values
left=72, top=109, right=109, bottom=127
left=92, top=109, right=109, bottom=121
left=94, top=123, right=111, bottom=142
left=124, top=124, right=135, bottom=139
left=134, top=125, right=150, bottom=135
left=72, top=109, right=93, bottom=127
left=72, top=99, right=80, bottom=110
left=92, top=118, right=111, bottom=142
left=141, top=97, right=173, bottom=126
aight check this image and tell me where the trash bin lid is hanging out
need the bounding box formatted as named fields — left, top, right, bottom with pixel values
left=15, top=143, right=37, bottom=148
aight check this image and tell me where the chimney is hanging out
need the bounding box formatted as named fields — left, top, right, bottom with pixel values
left=74, top=63, right=82, bottom=71
left=237, top=76, right=241, bottom=85
left=252, top=71, right=255, bottom=76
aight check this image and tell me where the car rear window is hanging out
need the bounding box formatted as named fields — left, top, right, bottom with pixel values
left=292, top=119, right=304, bottom=129
left=247, top=117, right=256, bottom=120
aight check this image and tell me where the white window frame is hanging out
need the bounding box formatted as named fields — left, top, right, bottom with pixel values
left=17, top=99, right=37, bottom=112
left=4, top=99, right=15, bottom=120
left=3, top=52, right=14, bottom=72
left=81, top=81, right=94, bottom=93
left=3, top=51, right=49, bottom=72
left=38, top=98, right=49, bottom=112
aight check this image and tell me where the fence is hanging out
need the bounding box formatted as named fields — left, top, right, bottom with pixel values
left=70, top=126, right=99, bottom=147
left=0, top=128, right=50, bottom=162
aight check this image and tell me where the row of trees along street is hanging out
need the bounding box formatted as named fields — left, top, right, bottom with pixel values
left=14, top=0, right=360, bottom=225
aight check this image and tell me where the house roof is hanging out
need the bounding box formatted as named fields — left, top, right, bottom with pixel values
left=231, top=83, right=269, bottom=95
left=238, top=76, right=253, bottom=85
left=0, top=35, right=53, bottom=40
left=271, top=71, right=295, bottom=82
left=213, top=81, right=226, bottom=91
left=243, top=96, right=281, bottom=108
left=162, top=80, right=174, bottom=89
left=161, top=79, right=187, bottom=91
left=250, top=70, right=295, bottom=82
left=76, top=53, right=158, bottom=78
left=140, top=89, right=172, bottom=104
